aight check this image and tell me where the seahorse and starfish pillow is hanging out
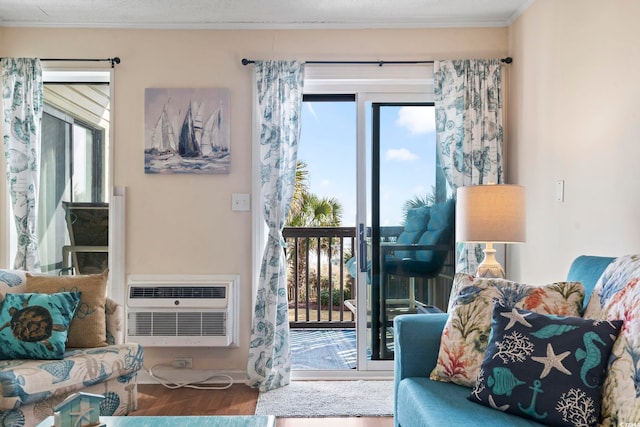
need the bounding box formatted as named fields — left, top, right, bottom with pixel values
left=468, top=306, right=622, bottom=427
left=430, top=274, right=585, bottom=387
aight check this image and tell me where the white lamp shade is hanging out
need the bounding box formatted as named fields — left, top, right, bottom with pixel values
left=456, top=184, right=526, bottom=243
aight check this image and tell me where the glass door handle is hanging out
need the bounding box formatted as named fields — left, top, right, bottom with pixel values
left=358, top=223, right=367, bottom=272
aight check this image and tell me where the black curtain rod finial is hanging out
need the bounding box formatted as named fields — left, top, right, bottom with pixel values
left=502, top=57, right=513, bottom=64
left=241, top=58, right=253, bottom=66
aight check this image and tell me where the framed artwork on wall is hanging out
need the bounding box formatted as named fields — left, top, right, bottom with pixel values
left=144, top=87, right=230, bottom=174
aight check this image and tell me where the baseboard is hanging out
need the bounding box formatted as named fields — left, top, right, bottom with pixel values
left=292, top=370, right=393, bottom=381
left=138, top=367, right=247, bottom=385
left=138, top=367, right=394, bottom=385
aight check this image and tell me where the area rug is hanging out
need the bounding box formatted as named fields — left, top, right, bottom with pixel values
left=254, top=380, right=393, bottom=417
left=290, top=329, right=356, bottom=370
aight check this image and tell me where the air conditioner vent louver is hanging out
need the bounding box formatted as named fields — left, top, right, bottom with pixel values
left=129, top=286, right=226, bottom=299
left=128, top=311, right=227, bottom=337
left=126, top=275, right=238, bottom=347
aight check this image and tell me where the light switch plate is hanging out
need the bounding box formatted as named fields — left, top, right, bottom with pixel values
left=556, top=180, right=564, bottom=202
left=232, top=193, right=250, bottom=211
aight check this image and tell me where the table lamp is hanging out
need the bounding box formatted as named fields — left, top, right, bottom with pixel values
left=456, top=184, right=526, bottom=278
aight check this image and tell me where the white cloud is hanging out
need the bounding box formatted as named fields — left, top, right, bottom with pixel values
left=385, top=148, right=419, bottom=162
left=396, top=106, right=436, bottom=135
left=319, top=179, right=330, bottom=188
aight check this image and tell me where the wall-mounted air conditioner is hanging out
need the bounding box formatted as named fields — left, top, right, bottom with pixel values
left=126, top=274, right=239, bottom=347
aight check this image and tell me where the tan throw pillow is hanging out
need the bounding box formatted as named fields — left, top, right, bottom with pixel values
left=26, top=270, right=109, bottom=348
left=429, top=273, right=585, bottom=387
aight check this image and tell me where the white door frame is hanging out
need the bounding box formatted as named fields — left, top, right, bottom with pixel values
left=251, top=64, right=434, bottom=377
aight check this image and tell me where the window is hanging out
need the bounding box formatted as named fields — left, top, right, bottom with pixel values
left=37, top=77, right=110, bottom=274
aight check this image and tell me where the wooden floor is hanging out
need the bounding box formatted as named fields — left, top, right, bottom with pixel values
left=132, top=384, right=393, bottom=427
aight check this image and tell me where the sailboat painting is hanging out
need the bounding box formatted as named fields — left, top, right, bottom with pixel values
left=144, top=88, right=230, bottom=174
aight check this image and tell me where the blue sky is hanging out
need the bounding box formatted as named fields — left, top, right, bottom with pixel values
left=298, top=102, right=436, bottom=227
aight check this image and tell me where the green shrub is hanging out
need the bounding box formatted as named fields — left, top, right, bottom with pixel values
left=320, top=287, right=351, bottom=307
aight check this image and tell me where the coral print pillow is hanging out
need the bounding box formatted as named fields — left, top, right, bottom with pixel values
left=0, top=292, right=80, bottom=360
left=468, top=306, right=622, bottom=427
left=583, top=254, right=640, bottom=425
left=430, top=274, right=585, bottom=387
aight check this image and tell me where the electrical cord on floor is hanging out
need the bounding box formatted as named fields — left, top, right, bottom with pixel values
left=145, top=363, right=234, bottom=390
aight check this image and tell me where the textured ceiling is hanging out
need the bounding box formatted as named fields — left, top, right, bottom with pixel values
left=0, top=0, right=534, bottom=29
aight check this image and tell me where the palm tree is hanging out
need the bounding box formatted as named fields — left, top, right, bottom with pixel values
left=401, top=185, right=437, bottom=224
left=289, top=160, right=309, bottom=224
left=285, top=160, right=344, bottom=307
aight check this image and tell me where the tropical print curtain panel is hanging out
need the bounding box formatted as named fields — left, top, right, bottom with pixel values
left=434, top=59, right=505, bottom=274
left=1, top=58, right=43, bottom=271
left=247, top=60, right=304, bottom=392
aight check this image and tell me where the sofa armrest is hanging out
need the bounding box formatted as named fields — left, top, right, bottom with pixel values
left=393, top=313, right=447, bottom=421
left=105, top=297, right=124, bottom=345
left=394, top=313, right=447, bottom=380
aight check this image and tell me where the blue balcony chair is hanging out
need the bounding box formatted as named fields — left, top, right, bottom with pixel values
left=381, top=198, right=455, bottom=312
left=344, top=198, right=455, bottom=313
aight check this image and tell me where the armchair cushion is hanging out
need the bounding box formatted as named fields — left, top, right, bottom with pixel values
left=468, top=306, right=622, bottom=427
left=427, top=199, right=454, bottom=231
left=429, top=274, right=585, bottom=387
left=26, top=270, right=109, bottom=348
left=415, top=228, right=445, bottom=263
left=0, top=292, right=80, bottom=360
left=395, top=206, right=429, bottom=259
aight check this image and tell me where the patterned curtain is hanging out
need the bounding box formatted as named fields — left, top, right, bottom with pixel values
left=434, top=59, right=504, bottom=274
left=247, top=60, right=304, bottom=392
left=1, top=58, right=43, bottom=271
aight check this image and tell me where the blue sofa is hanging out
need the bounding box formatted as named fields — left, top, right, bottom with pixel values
left=393, top=255, right=615, bottom=427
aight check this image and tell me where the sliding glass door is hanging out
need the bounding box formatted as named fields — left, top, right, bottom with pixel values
left=356, top=94, right=442, bottom=369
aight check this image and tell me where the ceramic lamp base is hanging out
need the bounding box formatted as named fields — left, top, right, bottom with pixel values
left=476, top=242, right=505, bottom=278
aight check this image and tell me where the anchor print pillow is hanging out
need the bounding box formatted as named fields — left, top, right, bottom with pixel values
left=468, top=305, right=622, bottom=427
left=0, top=292, right=80, bottom=360
left=430, top=274, right=585, bottom=387
left=27, top=269, right=109, bottom=348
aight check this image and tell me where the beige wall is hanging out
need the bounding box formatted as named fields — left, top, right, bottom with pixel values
left=0, top=27, right=507, bottom=372
left=507, top=0, right=640, bottom=283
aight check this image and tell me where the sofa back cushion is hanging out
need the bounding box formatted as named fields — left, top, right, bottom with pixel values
left=583, top=254, right=640, bottom=425
left=566, top=255, right=615, bottom=312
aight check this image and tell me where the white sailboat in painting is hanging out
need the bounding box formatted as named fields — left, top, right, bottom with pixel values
left=200, top=101, right=229, bottom=159
left=148, top=103, right=177, bottom=158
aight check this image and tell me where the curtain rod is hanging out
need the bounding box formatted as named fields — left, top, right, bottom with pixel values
left=241, top=57, right=512, bottom=66
left=0, top=57, right=121, bottom=68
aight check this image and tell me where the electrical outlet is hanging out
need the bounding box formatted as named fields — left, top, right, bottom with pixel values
left=172, top=357, right=193, bottom=369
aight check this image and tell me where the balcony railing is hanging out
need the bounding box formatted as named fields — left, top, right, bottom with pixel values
left=283, top=225, right=455, bottom=331
left=283, top=226, right=356, bottom=329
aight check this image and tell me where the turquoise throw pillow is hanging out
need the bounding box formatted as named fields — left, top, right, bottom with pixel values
left=395, top=206, right=429, bottom=259
left=468, top=305, right=622, bottom=427
left=0, top=292, right=80, bottom=360
left=404, top=206, right=429, bottom=232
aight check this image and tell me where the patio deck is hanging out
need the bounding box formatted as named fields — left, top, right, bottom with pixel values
left=290, top=328, right=356, bottom=370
